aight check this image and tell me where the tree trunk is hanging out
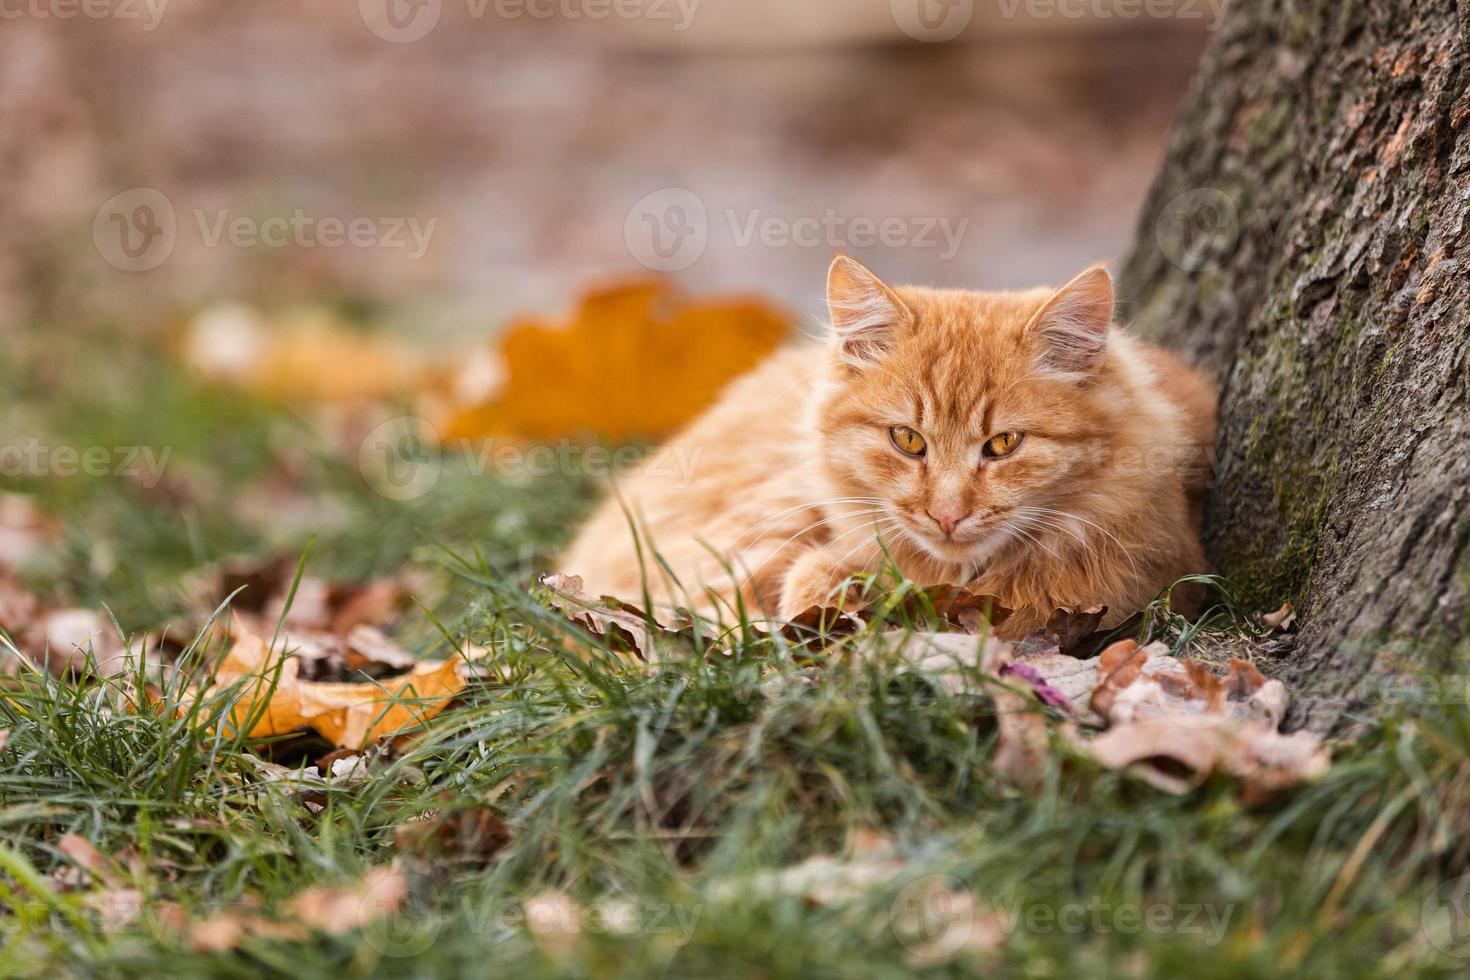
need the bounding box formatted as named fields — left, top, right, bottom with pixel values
left=1118, top=0, right=1470, bottom=730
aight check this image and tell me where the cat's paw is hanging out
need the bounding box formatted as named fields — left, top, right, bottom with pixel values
left=777, top=550, right=867, bottom=619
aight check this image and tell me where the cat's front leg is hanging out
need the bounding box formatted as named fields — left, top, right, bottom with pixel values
left=777, top=543, right=880, bottom=619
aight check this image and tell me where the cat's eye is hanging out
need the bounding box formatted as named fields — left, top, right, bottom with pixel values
left=889, top=426, right=927, bottom=457
left=983, top=431, right=1024, bottom=459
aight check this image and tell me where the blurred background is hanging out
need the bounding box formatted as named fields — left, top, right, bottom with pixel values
left=1, top=0, right=1209, bottom=338
left=0, top=0, right=1214, bottom=625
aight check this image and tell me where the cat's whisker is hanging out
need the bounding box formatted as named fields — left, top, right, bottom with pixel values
left=820, top=519, right=906, bottom=576
left=741, top=508, right=890, bottom=581
left=1006, top=521, right=1065, bottom=565
left=734, top=497, right=885, bottom=541
left=1015, top=505, right=1139, bottom=579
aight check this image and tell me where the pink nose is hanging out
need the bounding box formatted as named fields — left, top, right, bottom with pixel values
left=927, top=509, right=968, bottom=536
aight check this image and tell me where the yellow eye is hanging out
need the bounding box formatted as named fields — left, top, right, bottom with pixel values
left=983, top=431, right=1023, bottom=459
left=889, top=426, right=927, bottom=457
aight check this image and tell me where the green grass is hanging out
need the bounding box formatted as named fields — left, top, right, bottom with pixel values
left=2, top=333, right=1470, bottom=977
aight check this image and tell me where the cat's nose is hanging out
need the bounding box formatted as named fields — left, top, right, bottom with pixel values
left=926, top=509, right=969, bottom=537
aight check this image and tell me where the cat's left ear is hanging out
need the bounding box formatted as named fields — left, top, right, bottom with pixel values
left=1025, top=263, right=1114, bottom=378
left=827, top=255, right=912, bottom=365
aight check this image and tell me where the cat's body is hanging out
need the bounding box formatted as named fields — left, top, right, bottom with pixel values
left=560, top=258, right=1217, bottom=637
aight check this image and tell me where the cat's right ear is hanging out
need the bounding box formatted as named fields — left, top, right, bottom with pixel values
left=827, top=255, right=910, bottom=365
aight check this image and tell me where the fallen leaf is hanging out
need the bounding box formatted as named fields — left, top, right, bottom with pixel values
left=436, top=281, right=789, bottom=442
left=289, top=866, right=410, bottom=933
left=184, top=868, right=408, bottom=952
left=0, top=494, right=59, bottom=569
left=1087, top=719, right=1329, bottom=801
left=1262, top=601, right=1296, bottom=632
left=0, top=573, right=37, bottom=634
left=998, top=661, right=1075, bottom=715
left=1037, top=605, right=1110, bottom=655
left=395, top=798, right=513, bottom=867
left=344, top=625, right=417, bottom=673
left=524, top=891, right=583, bottom=966
left=183, top=304, right=424, bottom=403
left=197, top=616, right=475, bottom=749
left=986, top=641, right=1054, bottom=792
left=538, top=573, right=704, bottom=662
left=57, top=834, right=124, bottom=889
left=25, top=609, right=130, bottom=677
left=330, top=578, right=406, bottom=634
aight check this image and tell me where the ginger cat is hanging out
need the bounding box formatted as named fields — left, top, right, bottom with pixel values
left=560, top=256, right=1217, bottom=637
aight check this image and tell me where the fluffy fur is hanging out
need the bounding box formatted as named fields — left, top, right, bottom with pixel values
left=560, top=257, right=1217, bottom=637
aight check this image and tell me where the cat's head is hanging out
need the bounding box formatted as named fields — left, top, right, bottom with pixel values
left=812, top=255, right=1122, bottom=566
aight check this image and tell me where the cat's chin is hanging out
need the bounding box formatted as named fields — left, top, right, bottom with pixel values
left=900, top=522, right=1014, bottom=572
left=907, top=531, right=992, bottom=567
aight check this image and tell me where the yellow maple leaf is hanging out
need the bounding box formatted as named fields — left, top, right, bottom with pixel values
left=439, top=280, right=789, bottom=442
left=202, top=616, right=468, bottom=749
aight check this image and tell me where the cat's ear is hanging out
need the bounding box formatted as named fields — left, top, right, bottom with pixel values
left=1025, top=263, right=1114, bottom=378
left=827, top=255, right=911, bottom=364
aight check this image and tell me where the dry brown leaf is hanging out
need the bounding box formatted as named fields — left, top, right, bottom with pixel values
left=1012, top=606, right=1112, bottom=659
left=289, top=866, right=410, bottom=933
left=1262, top=601, right=1297, bottom=632
left=330, top=578, right=407, bottom=634
left=436, top=281, right=789, bottom=442
left=395, top=798, right=513, bottom=867
left=0, top=573, right=37, bottom=633
left=1088, top=719, right=1330, bottom=800
left=344, top=625, right=417, bottom=673
left=524, top=891, right=583, bottom=966
left=0, top=494, right=59, bottom=570
left=868, top=627, right=1329, bottom=802
left=1089, top=639, right=1148, bottom=720
left=25, top=609, right=131, bottom=677
left=185, top=867, right=408, bottom=952
left=1076, top=644, right=1326, bottom=800
left=199, top=616, right=473, bottom=749
left=538, top=573, right=703, bottom=662
left=57, top=834, right=124, bottom=889
left=984, top=641, right=1053, bottom=792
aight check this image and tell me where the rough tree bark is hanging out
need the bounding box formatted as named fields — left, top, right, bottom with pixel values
left=1118, top=0, right=1470, bottom=730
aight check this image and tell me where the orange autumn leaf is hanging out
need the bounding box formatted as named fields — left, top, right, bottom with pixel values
left=440, top=280, right=789, bottom=442
left=204, top=616, right=469, bottom=749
